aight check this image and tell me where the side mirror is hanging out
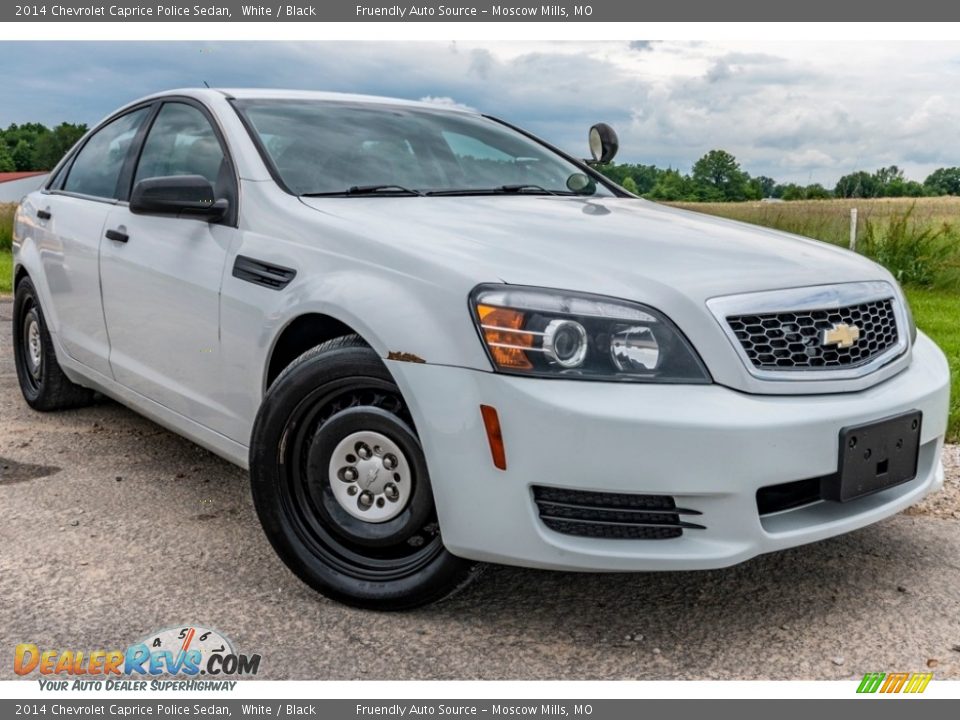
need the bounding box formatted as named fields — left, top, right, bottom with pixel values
left=588, top=123, right=619, bottom=165
left=130, top=175, right=228, bottom=221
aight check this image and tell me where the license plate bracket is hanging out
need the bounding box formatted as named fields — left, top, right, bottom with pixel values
left=825, top=411, right=922, bottom=502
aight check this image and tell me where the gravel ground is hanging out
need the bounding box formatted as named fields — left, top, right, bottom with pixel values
left=0, top=296, right=958, bottom=680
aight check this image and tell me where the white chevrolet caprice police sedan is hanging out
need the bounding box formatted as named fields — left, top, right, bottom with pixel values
left=11, top=89, right=951, bottom=609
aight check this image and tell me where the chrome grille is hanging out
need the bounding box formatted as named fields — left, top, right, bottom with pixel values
left=726, top=298, right=899, bottom=371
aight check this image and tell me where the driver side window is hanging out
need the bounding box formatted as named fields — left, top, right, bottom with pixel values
left=134, top=102, right=227, bottom=188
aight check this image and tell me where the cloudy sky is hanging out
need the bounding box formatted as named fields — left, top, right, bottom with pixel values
left=2, top=40, right=959, bottom=185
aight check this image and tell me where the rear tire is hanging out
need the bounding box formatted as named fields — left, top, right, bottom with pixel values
left=249, top=335, right=480, bottom=610
left=12, top=277, right=96, bottom=411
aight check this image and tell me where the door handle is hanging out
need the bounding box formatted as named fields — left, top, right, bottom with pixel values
left=105, top=229, right=129, bottom=243
left=37, top=209, right=51, bottom=220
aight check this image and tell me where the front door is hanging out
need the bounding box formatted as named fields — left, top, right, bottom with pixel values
left=99, top=101, right=239, bottom=432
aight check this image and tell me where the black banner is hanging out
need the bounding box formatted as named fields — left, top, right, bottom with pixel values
left=5, top=0, right=960, bottom=22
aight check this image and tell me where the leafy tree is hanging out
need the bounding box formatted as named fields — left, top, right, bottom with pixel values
left=750, top=175, right=777, bottom=198
left=596, top=162, right=662, bottom=195
left=924, top=167, right=960, bottom=196
left=648, top=168, right=695, bottom=201
left=621, top=176, right=640, bottom=195
left=803, top=183, right=831, bottom=200
left=779, top=183, right=806, bottom=201
left=0, top=142, right=15, bottom=172
left=835, top=166, right=927, bottom=198
left=885, top=178, right=925, bottom=197
left=691, top=149, right=751, bottom=201
left=11, top=139, right=33, bottom=171
left=874, top=165, right=904, bottom=190
left=835, top=171, right=877, bottom=198
left=31, top=123, right=86, bottom=170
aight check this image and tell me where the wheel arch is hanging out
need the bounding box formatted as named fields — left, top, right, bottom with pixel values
left=263, top=312, right=371, bottom=392
left=14, top=262, right=29, bottom=290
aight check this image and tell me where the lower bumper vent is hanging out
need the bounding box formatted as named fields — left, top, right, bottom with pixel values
left=756, top=474, right=832, bottom=515
left=532, top=486, right=704, bottom=540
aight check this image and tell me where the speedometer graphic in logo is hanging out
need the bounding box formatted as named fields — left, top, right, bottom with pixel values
left=139, top=625, right=234, bottom=674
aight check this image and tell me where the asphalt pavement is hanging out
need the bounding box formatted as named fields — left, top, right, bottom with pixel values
left=1, top=296, right=958, bottom=680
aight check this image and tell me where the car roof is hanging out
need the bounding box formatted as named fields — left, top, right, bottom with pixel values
left=134, top=88, right=479, bottom=114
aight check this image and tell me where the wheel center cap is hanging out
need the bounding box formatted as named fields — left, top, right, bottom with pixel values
left=328, top=429, right=412, bottom=523
left=357, top=458, right=387, bottom=493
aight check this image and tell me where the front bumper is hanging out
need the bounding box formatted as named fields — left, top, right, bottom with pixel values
left=387, top=332, right=951, bottom=571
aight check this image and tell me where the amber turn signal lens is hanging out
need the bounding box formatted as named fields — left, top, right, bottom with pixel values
left=476, top=304, right=533, bottom=370
left=480, top=404, right=507, bottom=471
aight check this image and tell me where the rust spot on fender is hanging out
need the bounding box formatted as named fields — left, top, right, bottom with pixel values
left=387, top=351, right=426, bottom=364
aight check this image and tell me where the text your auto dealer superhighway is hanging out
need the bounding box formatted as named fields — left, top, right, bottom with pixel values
left=45, top=4, right=232, bottom=17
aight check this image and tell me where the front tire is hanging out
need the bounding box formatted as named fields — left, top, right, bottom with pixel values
left=12, top=277, right=95, bottom=411
left=249, top=336, right=479, bottom=610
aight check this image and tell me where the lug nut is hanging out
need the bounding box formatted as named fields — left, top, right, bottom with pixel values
left=384, top=483, right=399, bottom=501
left=358, top=491, right=374, bottom=508
left=341, top=467, right=358, bottom=482
left=356, top=443, right=371, bottom=459
left=383, top=454, right=398, bottom=470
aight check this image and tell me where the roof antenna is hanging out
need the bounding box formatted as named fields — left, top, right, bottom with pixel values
left=202, top=80, right=210, bottom=88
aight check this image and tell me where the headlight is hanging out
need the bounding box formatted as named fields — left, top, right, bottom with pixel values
left=470, top=285, right=710, bottom=383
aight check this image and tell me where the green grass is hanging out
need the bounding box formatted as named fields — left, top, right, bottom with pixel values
left=904, top=287, right=960, bottom=442
left=0, top=203, right=13, bottom=254
left=1, top=202, right=13, bottom=294
left=0, top=250, right=11, bottom=295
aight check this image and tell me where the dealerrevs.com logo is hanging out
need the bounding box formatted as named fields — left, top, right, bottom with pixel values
left=14, top=625, right=261, bottom=691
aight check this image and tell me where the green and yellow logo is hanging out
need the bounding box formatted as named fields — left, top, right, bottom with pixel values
left=857, top=672, right=933, bottom=694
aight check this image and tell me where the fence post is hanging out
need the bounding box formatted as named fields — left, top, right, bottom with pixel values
left=849, top=208, right=858, bottom=251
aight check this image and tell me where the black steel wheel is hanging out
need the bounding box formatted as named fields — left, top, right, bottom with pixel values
left=249, top=335, right=480, bottom=609
left=12, top=276, right=95, bottom=411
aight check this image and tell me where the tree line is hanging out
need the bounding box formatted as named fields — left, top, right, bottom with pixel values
left=597, top=149, right=960, bottom=202
left=5, top=122, right=960, bottom=203
left=0, top=122, right=87, bottom=173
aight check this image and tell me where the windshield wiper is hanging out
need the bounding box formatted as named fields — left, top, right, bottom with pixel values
left=301, top=184, right=424, bottom=197
left=425, top=184, right=566, bottom=197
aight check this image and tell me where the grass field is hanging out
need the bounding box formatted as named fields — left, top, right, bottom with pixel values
left=0, top=198, right=957, bottom=438
left=0, top=248, right=10, bottom=294
left=1, top=203, right=13, bottom=294
left=670, top=196, right=960, bottom=247
left=903, top=287, right=960, bottom=442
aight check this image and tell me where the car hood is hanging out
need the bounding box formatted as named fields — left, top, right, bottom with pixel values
left=298, top=195, right=891, bottom=304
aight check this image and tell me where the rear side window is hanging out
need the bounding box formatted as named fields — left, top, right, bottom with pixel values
left=63, top=108, right=149, bottom=199
left=134, top=103, right=227, bottom=188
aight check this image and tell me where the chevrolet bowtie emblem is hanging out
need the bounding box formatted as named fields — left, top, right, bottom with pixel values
left=822, top=322, right=861, bottom=349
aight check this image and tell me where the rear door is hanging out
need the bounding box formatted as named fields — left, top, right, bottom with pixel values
left=35, top=106, right=151, bottom=376
left=99, top=100, right=240, bottom=433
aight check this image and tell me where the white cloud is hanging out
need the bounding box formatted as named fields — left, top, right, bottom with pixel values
left=3, top=40, right=960, bottom=185
left=417, top=96, right=476, bottom=112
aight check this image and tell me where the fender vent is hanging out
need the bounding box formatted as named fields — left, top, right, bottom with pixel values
left=532, top=486, right=704, bottom=540
left=232, top=255, right=297, bottom=290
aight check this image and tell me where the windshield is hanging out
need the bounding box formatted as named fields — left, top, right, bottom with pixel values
left=233, top=99, right=610, bottom=197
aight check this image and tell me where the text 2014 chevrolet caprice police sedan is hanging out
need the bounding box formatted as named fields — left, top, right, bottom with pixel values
left=11, top=89, right=951, bottom=608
